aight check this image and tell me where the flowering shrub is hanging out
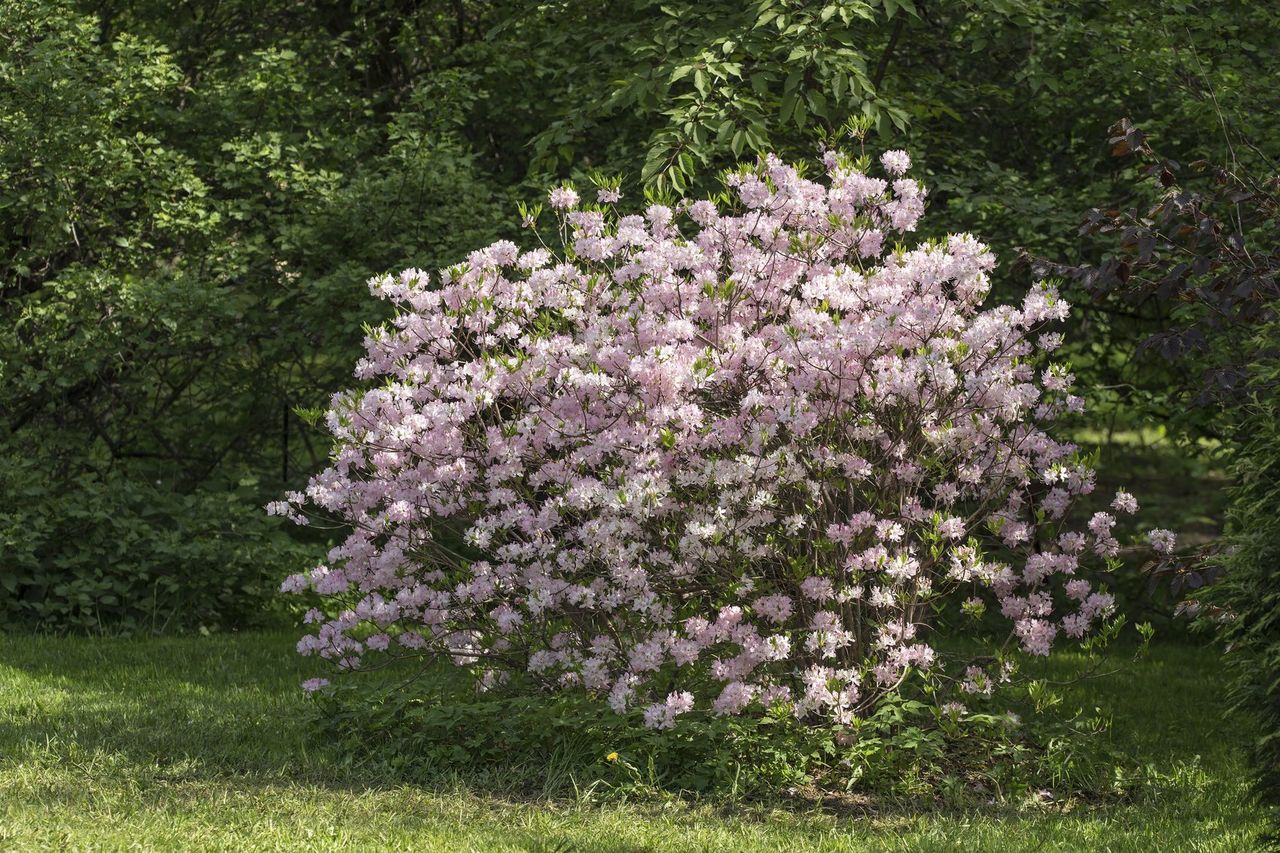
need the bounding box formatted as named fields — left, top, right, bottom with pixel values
left=273, top=149, right=1160, bottom=730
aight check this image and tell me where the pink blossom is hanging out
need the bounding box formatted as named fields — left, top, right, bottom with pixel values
left=280, top=573, right=309, bottom=593
left=938, top=516, right=966, bottom=540
left=1065, top=579, right=1091, bottom=601
left=752, top=594, right=794, bottom=624
left=1015, top=618, right=1057, bottom=656
left=800, top=577, right=834, bottom=602
left=1111, top=490, right=1139, bottom=514
left=548, top=186, right=579, bottom=209
left=688, top=199, right=719, bottom=225
left=643, top=690, right=695, bottom=729
left=712, top=681, right=757, bottom=716
left=1088, top=512, right=1116, bottom=537
left=1148, top=528, right=1177, bottom=554
left=880, top=149, right=911, bottom=175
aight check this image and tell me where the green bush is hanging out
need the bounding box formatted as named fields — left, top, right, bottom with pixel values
left=0, top=458, right=316, bottom=631
left=0, top=1, right=507, bottom=629
left=1214, top=323, right=1280, bottom=836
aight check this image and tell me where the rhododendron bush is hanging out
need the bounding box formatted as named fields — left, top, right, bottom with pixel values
left=272, top=149, right=1159, bottom=730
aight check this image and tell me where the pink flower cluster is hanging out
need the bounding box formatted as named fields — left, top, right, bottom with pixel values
left=273, top=151, right=1154, bottom=727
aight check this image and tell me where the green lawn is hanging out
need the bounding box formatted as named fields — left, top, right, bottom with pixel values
left=0, top=632, right=1262, bottom=851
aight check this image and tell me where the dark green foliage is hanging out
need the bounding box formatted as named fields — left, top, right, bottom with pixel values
left=314, top=658, right=1134, bottom=805
left=1213, top=325, right=1280, bottom=839
left=3, top=0, right=1278, bottom=642
left=323, top=689, right=816, bottom=797
left=0, top=0, right=509, bottom=627
left=0, top=460, right=310, bottom=631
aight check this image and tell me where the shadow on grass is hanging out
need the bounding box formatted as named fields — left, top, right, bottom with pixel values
left=0, top=632, right=325, bottom=775
left=0, top=631, right=1250, bottom=832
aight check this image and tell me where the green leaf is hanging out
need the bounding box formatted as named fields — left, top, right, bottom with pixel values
left=780, top=92, right=798, bottom=124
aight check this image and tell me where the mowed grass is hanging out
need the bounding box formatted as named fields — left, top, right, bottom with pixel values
left=0, top=632, right=1263, bottom=851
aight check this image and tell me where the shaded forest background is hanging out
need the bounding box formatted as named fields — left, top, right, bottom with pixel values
left=2, top=0, right=1278, bottom=631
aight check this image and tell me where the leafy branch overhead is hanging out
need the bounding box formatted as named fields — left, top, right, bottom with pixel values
left=530, top=0, right=914, bottom=193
